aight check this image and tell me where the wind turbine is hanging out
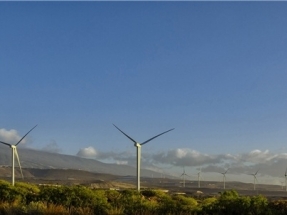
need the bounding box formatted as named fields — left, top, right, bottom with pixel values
left=281, top=181, right=285, bottom=190
left=250, top=169, right=259, bottom=190
left=180, top=167, right=189, bottom=188
left=0, top=125, right=37, bottom=186
left=220, top=168, right=229, bottom=189
left=197, top=167, right=202, bottom=188
left=284, top=167, right=287, bottom=191
left=113, top=124, right=174, bottom=191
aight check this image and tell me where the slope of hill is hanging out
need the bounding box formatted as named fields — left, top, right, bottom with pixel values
left=0, top=145, right=160, bottom=177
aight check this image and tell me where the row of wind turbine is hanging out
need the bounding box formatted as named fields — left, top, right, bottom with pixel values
left=219, top=169, right=260, bottom=190
left=179, top=167, right=202, bottom=188
left=183, top=168, right=287, bottom=191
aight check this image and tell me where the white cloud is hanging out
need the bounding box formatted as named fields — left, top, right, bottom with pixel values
left=151, top=148, right=227, bottom=167
left=0, top=128, right=24, bottom=144
left=77, top=147, right=135, bottom=165
left=238, top=149, right=278, bottom=164
left=75, top=146, right=287, bottom=179
left=77, top=146, right=98, bottom=158
left=175, top=148, right=188, bottom=158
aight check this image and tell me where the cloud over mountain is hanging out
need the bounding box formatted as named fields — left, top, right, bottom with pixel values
left=42, top=140, right=62, bottom=153
left=0, top=128, right=23, bottom=144
left=76, top=146, right=287, bottom=178
left=151, top=148, right=228, bottom=166
left=77, top=146, right=98, bottom=158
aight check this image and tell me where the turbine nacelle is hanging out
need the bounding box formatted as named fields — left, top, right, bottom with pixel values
left=135, top=143, right=141, bottom=148
left=221, top=168, right=229, bottom=175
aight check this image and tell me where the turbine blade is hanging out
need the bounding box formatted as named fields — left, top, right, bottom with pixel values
left=225, top=168, right=229, bottom=174
left=14, top=148, right=24, bottom=179
left=141, top=128, right=174, bottom=145
left=180, top=167, right=186, bottom=177
left=16, top=125, right=38, bottom=146
left=255, top=169, right=259, bottom=175
left=0, top=141, right=12, bottom=147
left=285, top=167, right=287, bottom=176
left=113, top=124, right=137, bottom=144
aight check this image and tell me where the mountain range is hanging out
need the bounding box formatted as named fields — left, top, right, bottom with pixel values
left=0, top=145, right=162, bottom=177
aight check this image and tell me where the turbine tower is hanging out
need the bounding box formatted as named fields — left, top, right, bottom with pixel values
left=113, top=124, right=174, bottom=191
left=250, top=169, right=259, bottom=190
left=221, top=168, right=229, bottom=189
left=180, top=167, right=189, bottom=188
left=0, top=125, right=37, bottom=186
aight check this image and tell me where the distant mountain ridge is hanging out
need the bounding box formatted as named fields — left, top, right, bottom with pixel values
left=0, top=145, right=161, bottom=177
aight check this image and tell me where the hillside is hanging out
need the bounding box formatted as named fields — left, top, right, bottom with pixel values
left=0, top=145, right=161, bottom=177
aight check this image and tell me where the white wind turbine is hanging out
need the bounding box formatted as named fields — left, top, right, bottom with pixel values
left=220, top=168, right=229, bottom=189
left=250, top=169, right=259, bottom=190
left=281, top=181, right=285, bottom=190
left=180, top=167, right=189, bottom=188
left=113, top=124, right=174, bottom=191
left=197, top=167, right=202, bottom=188
left=284, top=167, right=287, bottom=192
left=0, top=125, right=37, bottom=186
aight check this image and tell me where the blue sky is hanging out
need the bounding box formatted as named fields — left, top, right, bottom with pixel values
left=1, top=2, right=287, bottom=183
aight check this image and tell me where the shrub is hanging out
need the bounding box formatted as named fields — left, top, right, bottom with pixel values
left=249, top=195, right=270, bottom=215
left=268, top=200, right=287, bottom=215
left=115, top=189, right=145, bottom=215
left=156, top=193, right=177, bottom=214
left=0, top=180, right=19, bottom=203
left=200, top=197, right=217, bottom=214
left=26, top=201, right=46, bottom=215
left=39, top=186, right=69, bottom=206
left=141, top=189, right=158, bottom=198
left=206, top=190, right=251, bottom=215
left=15, top=182, right=40, bottom=204
left=91, top=189, right=110, bottom=215
left=173, top=195, right=198, bottom=213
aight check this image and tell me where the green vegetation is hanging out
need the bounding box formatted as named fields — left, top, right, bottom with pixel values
left=1, top=180, right=287, bottom=214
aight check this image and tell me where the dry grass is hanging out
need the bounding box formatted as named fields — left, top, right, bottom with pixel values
left=91, top=181, right=136, bottom=189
